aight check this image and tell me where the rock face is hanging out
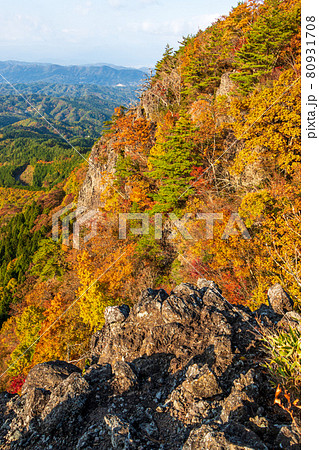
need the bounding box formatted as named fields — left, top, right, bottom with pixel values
left=215, top=72, right=236, bottom=98
left=267, top=283, right=294, bottom=315
left=76, top=135, right=118, bottom=211
left=0, top=281, right=300, bottom=449
left=21, top=360, right=81, bottom=394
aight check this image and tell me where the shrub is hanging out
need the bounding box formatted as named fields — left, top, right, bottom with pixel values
left=262, top=324, right=301, bottom=404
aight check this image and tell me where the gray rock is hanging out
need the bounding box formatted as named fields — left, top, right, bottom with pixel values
left=84, top=363, right=112, bottom=384
left=197, top=278, right=222, bottom=294
left=220, top=370, right=258, bottom=423
left=183, top=424, right=243, bottom=449
left=215, top=73, right=236, bottom=98
left=104, top=304, right=130, bottom=325
left=274, top=425, right=301, bottom=449
left=182, top=364, right=222, bottom=399
left=104, top=415, right=130, bottom=449
left=267, top=284, right=294, bottom=315
left=161, top=294, right=198, bottom=324
left=41, top=372, right=90, bottom=430
left=22, top=360, right=82, bottom=394
left=111, top=361, right=137, bottom=394
left=132, top=289, right=164, bottom=325
left=22, top=387, right=51, bottom=422
left=77, top=135, right=117, bottom=211
left=223, top=421, right=268, bottom=449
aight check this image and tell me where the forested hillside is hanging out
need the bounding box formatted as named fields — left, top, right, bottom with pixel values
left=0, top=0, right=300, bottom=411
left=0, top=82, right=139, bottom=189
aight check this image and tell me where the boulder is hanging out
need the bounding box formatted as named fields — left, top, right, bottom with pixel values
left=197, top=278, right=222, bottom=294
left=104, top=304, right=130, bottom=326
left=104, top=415, right=130, bottom=449
left=1, top=280, right=300, bottom=449
left=41, top=372, right=90, bottom=430
left=267, top=284, right=294, bottom=315
left=183, top=424, right=237, bottom=450
left=220, top=370, right=258, bottom=423
left=275, top=425, right=301, bottom=449
left=161, top=294, right=198, bottom=324
left=110, top=361, right=137, bottom=395
left=182, top=364, right=222, bottom=399
left=83, top=363, right=112, bottom=384
left=22, top=360, right=82, bottom=394
left=183, top=422, right=267, bottom=449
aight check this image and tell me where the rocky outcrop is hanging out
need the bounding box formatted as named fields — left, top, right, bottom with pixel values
left=215, top=72, right=236, bottom=98
left=267, top=283, right=294, bottom=315
left=0, top=280, right=300, bottom=449
left=21, top=360, right=81, bottom=394
left=76, top=134, right=118, bottom=211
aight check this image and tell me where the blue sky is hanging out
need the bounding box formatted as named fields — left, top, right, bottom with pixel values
left=0, top=0, right=239, bottom=67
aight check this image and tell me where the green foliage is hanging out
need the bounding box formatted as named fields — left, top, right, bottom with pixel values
left=136, top=228, right=175, bottom=274
left=116, top=155, right=140, bottom=180
left=0, top=165, right=18, bottom=187
left=149, top=115, right=200, bottom=212
left=7, top=305, right=45, bottom=376
left=180, top=26, right=225, bottom=100
left=31, top=239, right=67, bottom=281
left=0, top=202, right=49, bottom=322
left=154, top=44, right=175, bottom=78
left=231, top=0, right=300, bottom=91
left=262, top=324, right=301, bottom=401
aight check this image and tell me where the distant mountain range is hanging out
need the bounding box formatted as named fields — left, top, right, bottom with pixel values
left=0, top=61, right=149, bottom=87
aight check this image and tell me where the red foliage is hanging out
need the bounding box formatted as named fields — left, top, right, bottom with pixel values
left=8, top=374, right=26, bottom=394
left=220, top=270, right=248, bottom=305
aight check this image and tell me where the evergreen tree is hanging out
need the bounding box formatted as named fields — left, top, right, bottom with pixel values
left=231, top=0, right=300, bottom=91
left=149, top=115, right=199, bottom=212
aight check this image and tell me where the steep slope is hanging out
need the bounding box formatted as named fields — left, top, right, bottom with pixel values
left=0, top=0, right=301, bottom=424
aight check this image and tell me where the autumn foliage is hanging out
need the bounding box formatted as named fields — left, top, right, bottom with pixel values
left=0, top=0, right=300, bottom=391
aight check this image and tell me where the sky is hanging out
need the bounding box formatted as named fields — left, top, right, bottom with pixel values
left=0, top=0, right=239, bottom=68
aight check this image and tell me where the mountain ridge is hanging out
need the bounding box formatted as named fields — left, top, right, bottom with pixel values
left=0, top=61, right=147, bottom=86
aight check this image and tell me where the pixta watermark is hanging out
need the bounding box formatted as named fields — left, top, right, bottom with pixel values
left=52, top=204, right=250, bottom=249
left=118, top=212, right=250, bottom=240
left=52, top=203, right=102, bottom=249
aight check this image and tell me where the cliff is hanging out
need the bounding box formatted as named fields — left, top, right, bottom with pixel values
left=76, top=135, right=118, bottom=211
left=0, top=280, right=300, bottom=449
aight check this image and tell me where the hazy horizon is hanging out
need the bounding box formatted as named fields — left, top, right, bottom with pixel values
left=0, top=59, right=152, bottom=70
left=0, top=0, right=239, bottom=67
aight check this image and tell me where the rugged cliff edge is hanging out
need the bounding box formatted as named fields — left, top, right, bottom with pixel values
left=76, top=134, right=118, bottom=211
left=0, top=279, right=300, bottom=449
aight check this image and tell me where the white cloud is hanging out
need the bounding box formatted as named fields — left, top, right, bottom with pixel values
left=0, top=14, right=54, bottom=43
left=129, top=14, right=218, bottom=37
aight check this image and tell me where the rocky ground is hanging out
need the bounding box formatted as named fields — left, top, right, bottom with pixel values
left=0, top=279, right=301, bottom=449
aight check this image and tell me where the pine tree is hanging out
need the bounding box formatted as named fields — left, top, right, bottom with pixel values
left=149, top=115, right=200, bottom=212
left=231, top=0, right=300, bottom=91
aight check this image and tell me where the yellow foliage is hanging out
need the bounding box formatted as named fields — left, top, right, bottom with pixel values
left=32, top=293, right=89, bottom=365
left=7, top=305, right=45, bottom=376
left=76, top=243, right=136, bottom=330
left=230, top=68, right=300, bottom=177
